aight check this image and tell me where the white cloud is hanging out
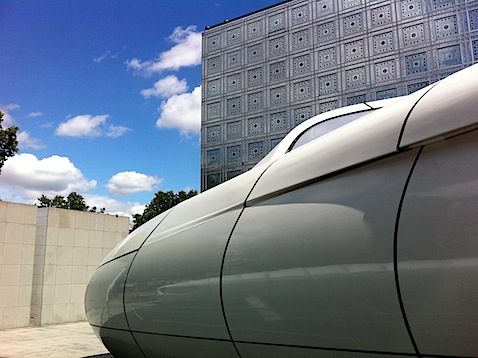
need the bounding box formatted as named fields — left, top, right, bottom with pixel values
left=0, top=104, right=20, bottom=127
left=0, top=153, right=96, bottom=202
left=83, top=194, right=146, bottom=220
left=156, top=85, right=201, bottom=136
left=126, top=26, right=202, bottom=75
left=107, top=171, right=163, bottom=196
left=55, top=114, right=130, bottom=138
left=17, top=131, right=45, bottom=149
left=28, top=111, right=43, bottom=118
left=141, top=75, right=188, bottom=98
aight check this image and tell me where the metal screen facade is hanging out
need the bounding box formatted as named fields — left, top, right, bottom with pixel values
left=201, top=0, right=478, bottom=191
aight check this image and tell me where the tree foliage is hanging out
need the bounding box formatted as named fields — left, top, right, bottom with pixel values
left=0, top=111, right=19, bottom=174
left=37, top=192, right=90, bottom=211
left=132, top=189, right=198, bottom=230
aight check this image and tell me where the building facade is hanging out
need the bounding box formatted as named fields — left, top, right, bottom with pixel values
left=201, top=0, right=478, bottom=191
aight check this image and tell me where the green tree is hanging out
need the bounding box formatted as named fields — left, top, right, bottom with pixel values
left=37, top=191, right=90, bottom=211
left=132, top=189, right=198, bottom=230
left=0, top=111, right=19, bottom=174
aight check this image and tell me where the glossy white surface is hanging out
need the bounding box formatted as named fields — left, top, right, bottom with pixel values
left=85, top=252, right=135, bottom=330
left=247, top=86, right=431, bottom=204
left=124, top=209, right=242, bottom=339
left=400, top=64, right=478, bottom=147
left=223, top=150, right=419, bottom=353
left=397, top=130, right=478, bottom=356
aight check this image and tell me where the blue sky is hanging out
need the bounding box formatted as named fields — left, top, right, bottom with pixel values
left=0, top=0, right=280, bottom=218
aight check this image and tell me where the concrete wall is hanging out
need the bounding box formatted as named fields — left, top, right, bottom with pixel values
left=0, top=201, right=129, bottom=329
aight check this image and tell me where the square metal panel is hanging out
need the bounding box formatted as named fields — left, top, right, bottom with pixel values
left=319, top=73, right=338, bottom=94
left=270, top=111, right=288, bottom=131
left=317, top=21, right=336, bottom=42
left=207, top=102, right=221, bottom=120
left=437, top=45, right=462, bottom=67
left=248, top=116, right=264, bottom=135
left=227, top=27, right=242, bottom=46
left=207, top=34, right=221, bottom=53
left=347, top=94, right=366, bottom=105
left=292, top=28, right=310, bottom=50
left=319, top=100, right=339, bottom=113
left=248, top=67, right=264, bottom=86
left=226, top=73, right=242, bottom=92
left=345, top=39, right=365, bottom=61
left=292, top=4, right=310, bottom=25
left=346, top=67, right=366, bottom=88
left=343, top=13, right=363, bottom=35
left=375, top=59, right=397, bottom=82
left=376, top=88, right=398, bottom=100
left=407, top=81, right=429, bottom=93
left=226, top=97, right=241, bottom=116
left=373, top=32, right=394, bottom=54
left=270, top=61, right=287, bottom=81
left=292, top=54, right=311, bottom=75
left=294, top=107, right=312, bottom=126
left=317, top=0, right=335, bottom=17
left=227, top=170, right=242, bottom=180
left=247, top=20, right=263, bottom=40
left=294, top=79, right=312, bottom=100
left=432, top=0, right=455, bottom=11
left=247, top=43, right=264, bottom=63
left=470, top=9, right=478, bottom=31
left=227, top=50, right=242, bottom=69
left=371, top=4, right=393, bottom=27
left=269, top=36, right=287, bottom=56
left=207, top=56, right=221, bottom=75
left=207, top=79, right=221, bottom=97
left=227, top=121, right=242, bottom=140
left=435, top=16, right=459, bottom=39
left=248, top=91, right=264, bottom=111
left=248, top=141, right=265, bottom=160
left=227, top=145, right=242, bottom=163
left=342, top=0, right=363, bottom=10
left=402, top=23, right=426, bottom=46
left=473, top=40, right=478, bottom=61
left=400, top=0, right=423, bottom=18
left=207, top=149, right=221, bottom=166
left=405, top=52, right=428, bottom=74
left=269, top=12, right=285, bottom=32
left=207, top=173, right=221, bottom=189
left=270, top=86, right=287, bottom=106
left=318, top=46, right=337, bottom=68
left=206, top=125, right=221, bottom=142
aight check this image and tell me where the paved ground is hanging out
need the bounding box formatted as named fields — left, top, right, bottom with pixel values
left=0, top=322, right=113, bottom=358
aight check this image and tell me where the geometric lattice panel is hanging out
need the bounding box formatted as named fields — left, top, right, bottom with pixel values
left=227, top=145, right=242, bottom=163
left=269, top=36, right=286, bottom=56
left=473, top=40, right=478, bottom=61
left=227, top=28, right=242, bottom=46
left=207, top=34, right=221, bottom=52
left=345, top=39, right=365, bottom=61
left=270, top=111, right=288, bottom=131
left=403, top=24, right=426, bottom=47
left=248, top=141, right=265, bottom=160
left=207, top=149, right=221, bottom=166
left=207, top=173, right=220, bottom=189
left=432, top=0, right=455, bottom=10
left=206, top=125, right=221, bottom=142
left=270, top=61, right=286, bottom=81
left=292, top=4, right=309, bottom=26
left=293, top=54, right=311, bottom=75
left=207, top=56, right=221, bottom=75
left=248, top=116, right=264, bottom=135
left=343, top=13, right=363, bottom=35
left=207, top=102, right=221, bottom=120
left=247, top=20, right=263, bottom=39
left=227, top=74, right=242, bottom=92
left=437, top=45, right=462, bottom=68
left=319, top=73, right=338, bottom=94
left=269, top=12, right=285, bottom=32
left=317, top=21, right=336, bottom=42
left=270, top=86, right=287, bottom=106
left=248, top=91, right=264, bottom=111
left=292, top=29, right=310, bottom=50
left=207, top=79, right=221, bottom=97
left=294, top=106, right=312, bottom=126
left=317, top=0, right=335, bottom=17
left=400, top=0, right=423, bottom=19
left=435, top=16, right=459, bottom=39
left=248, top=44, right=264, bottom=63
left=227, top=50, right=242, bottom=69
left=405, top=53, right=428, bottom=74
left=375, top=60, right=396, bottom=82
left=373, top=32, right=394, bottom=54
left=294, top=80, right=312, bottom=100
left=318, top=47, right=337, bottom=68
left=248, top=67, right=263, bottom=86
left=319, top=100, right=338, bottom=113
left=227, top=121, right=242, bottom=140
left=346, top=67, right=366, bottom=88
left=347, top=94, right=366, bottom=105
left=227, top=97, right=241, bottom=116
left=371, top=4, right=393, bottom=27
